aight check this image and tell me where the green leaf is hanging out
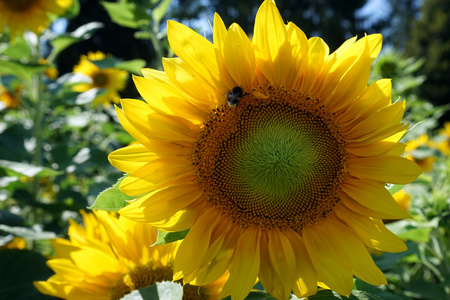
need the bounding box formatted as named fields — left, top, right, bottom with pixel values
left=153, top=229, right=190, bottom=246
left=134, top=31, right=152, bottom=40
left=1, top=39, right=31, bottom=60
left=89, top=177, right=135, bottom=212
left=387, top=184, right=405, bottom=195
left=0, top=249, right=55, bottom=300
left=152, top=0, right=172, bottom=25
left=50, top=22, right=104, bottom=58
left=102, top=1, right=151, bottom=29
left=0, top=160, right=61, bottom=178
left=116, top=59, right=146, bottom=74
left=397, top=227, right=433, bottom=243
left=0, top=58, right=47, bottom=81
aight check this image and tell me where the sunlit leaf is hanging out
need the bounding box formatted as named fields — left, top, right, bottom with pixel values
left=89, top=177, right=135, bottom=212
left=101, top=1, right=151, bottom=29
left=0, top=59, right=47, bottom=81
left=0, top=160, right=61, bottom=178
left=116, top=59, right=146, bottom=74
left=153, top=229, right=189, bottom=246
left=152, top=0, right=172, bottom=25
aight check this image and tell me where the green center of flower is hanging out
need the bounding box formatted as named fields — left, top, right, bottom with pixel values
left=93, top=72, right=109, bottom=87
left=193, top=86, right=348, bottom=231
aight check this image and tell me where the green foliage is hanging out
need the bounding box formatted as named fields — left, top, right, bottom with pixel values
left=89, top=177, right=134, bottom=211
left=153, top=229, right=190, bottom=246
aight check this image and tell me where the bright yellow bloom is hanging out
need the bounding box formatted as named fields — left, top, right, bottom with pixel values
left=72, top=51, right=128, bottom=107
left=405, top=134, right=436, bottom=172
left=434, top=122, right=450, bottom=156
left=34, top=210, right=227, bottom=300
left=0, top=85, right=21, bottom=109
left=392, top=189, right=411, bottom=212
left=0, top=237, right=27, bottom=250
left=0, top=0, right=72, bottom=38
left=108, top=1, right=421, bottom=299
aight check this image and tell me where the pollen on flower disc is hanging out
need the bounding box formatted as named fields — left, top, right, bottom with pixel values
left=193, top=86, right=348, bottom=231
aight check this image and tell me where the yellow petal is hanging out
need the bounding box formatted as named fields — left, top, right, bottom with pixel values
left=284, top=230, right=317, bottom=298
left=174, top=208, right=221, bottom=280
left=133, top=74, right=209, bottom=122
left=347, top=156, right=421, bottom=184
left=163, top=57, right=221, bottom=105
left=167, top=20, right=225, bottom=91
left=303, top=221, right=353, bottom=296
left=221, top=228, right=261, bottom=300
left=335, top=204, right=407, bottom=252
left=324, top=216, right=387, bottom=287
left=213, top=13, right=237, bottom=89
left=285, top=22, right=308, bottom=87
left=299, top=37, right=329, bottom=93
left=108, top=144, right=157, bottom=174
left=253, top=0, right=291, bottom=86
left=120, top=156, right=193, bottom=196
left=341, top=178, right=412, bottom=219
left=223, top=23, right=256, bottom=91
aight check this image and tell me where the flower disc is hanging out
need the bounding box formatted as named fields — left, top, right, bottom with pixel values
left=194, top=86, right=347, bottom=230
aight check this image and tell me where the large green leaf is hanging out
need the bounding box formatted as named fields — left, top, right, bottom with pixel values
left=101, top=1, right=151, bottom=29
left=152, top=0, right=172, bottom=25
left=89, top=177, right=135, bottom=212
left=0, top=58, right=47, bottom=81
left=116, top=59, right=146, bottom=74
left=153, top=229, right=190, bottom=246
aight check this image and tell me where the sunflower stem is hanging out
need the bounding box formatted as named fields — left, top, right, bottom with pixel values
left=30, top=39, right=44, bottom=197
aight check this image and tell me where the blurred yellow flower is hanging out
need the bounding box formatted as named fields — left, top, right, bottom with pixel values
left=0, top=85, right=21, bottom=109
left=405, top=134, right=436, bottom=172
left=0, top=0, right=72, bottom=38
left=108, top=0, right=421, bottom=299
left=0, top=237, right=27, bottom=250
left=39, top=58, right=59, bottom=80
left=72, top=51, right=128, bottom=107
left=434, top=122, right=450, bottom=156
left=34, top=210, right=227, bottom=300
left=392, top=189, right=411, bottom=212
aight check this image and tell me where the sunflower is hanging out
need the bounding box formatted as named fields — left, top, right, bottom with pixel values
left=108, top=1, right=421, bottom=299
left=34, top=210, right=227, bottom=299
left=72, top=51, right=128, bottom=107
left=405, top=134, right=436, bottom=172
left=0, top=0, right=72, bottom=39
left=433, top=122, right=450, bottom=156
left=0, top=85, right=21, bottom=109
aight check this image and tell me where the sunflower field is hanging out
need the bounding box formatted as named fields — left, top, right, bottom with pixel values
left=0, top=0, right=449, bottom=300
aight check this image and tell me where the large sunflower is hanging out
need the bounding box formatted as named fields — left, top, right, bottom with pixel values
left=0, top=0, right=72, bottom=38
left=72, top=51, right=128, bottom=107
left=109, top=1, right=421, bottom=299
left=34, top=210, right=227, bottom=300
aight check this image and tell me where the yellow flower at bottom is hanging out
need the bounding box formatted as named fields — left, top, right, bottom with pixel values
left=72, top=51, right=128, bottom=107
left=108, top=1, right=421, bottom=299
left=0, top=0, right=72, bottom=38
left=434, top=122, right=450, bottom=156
left=34, top=210, right=226, bottom=300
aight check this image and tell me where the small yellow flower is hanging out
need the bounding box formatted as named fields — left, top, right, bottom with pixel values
left=405, top=134, right=436, bottom=172
left=72, top=51, right=128, bottom=107
left=392, top=189, right=411, bottom=212
left=0, top=237, right=27, bottom=250
left=34, top=210, right=227, bottom=300
left=434, top=122, right=450, bottom=156
left=39, top=58, right=59, bottom=80
left=0, top=85, right=21, bottom=109
left=0, top=0, right=72, bottom=39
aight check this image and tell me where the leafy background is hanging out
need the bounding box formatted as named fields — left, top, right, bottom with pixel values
left=0, top=0, right=449, bottom=299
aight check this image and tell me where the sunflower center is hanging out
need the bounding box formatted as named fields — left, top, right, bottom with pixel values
left=110, top=265, right=173, bottom=300
left=93, top=72, right=108, bottom=87
left=2, top=0, right=35, bottom=12
left=193, top=86, right=348, bottom=231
